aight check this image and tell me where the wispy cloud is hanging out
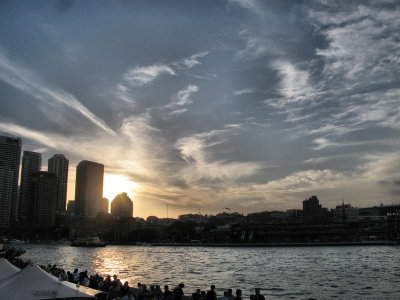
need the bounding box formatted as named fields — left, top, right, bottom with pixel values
left=123, top=64, right=175, bottom=86
left=271, top=60, right=315, bottom=106
left=173, top=52, right=209, bottom=69
left=226, top=0, right=262, bottom=14
left=233, top=88, right=254, bottom=96
left=171, top=85, right=199, bottom=107
left=176, top=128, right=263, bottom=182
left=0, top=51, right=116, bottom=135
left=258, top=169, right=348, bottom=192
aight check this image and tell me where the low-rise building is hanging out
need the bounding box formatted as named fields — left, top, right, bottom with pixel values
left=333, top=203, right=359, bottom=222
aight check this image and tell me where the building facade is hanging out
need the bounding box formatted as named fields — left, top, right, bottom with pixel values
left=19, top=151, right=41, bottom=223
left=0, top=168, right=14, bottom=228
left=99, top=197, right=109, bottom=214
left=48, top=154, right=69, bottom=212
left=75, top=160, right=104, bottom=217
left=0, top=135, right=22, bottom=226
left=333, top=203, right=359, bottom=222
left=30, top=171, right=58, bottom=227
left=111, top=193, right=133, bottom=218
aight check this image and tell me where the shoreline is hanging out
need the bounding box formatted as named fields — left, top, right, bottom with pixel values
left=123, top=241, right=398, bottom=247
left=10, top=240, right=398, bottom=247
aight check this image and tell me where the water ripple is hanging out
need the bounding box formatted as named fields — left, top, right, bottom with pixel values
left=17, top=244, right=400, bottom=299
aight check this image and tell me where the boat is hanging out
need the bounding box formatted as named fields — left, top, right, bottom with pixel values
left=71, top=236, right=106, bottom=247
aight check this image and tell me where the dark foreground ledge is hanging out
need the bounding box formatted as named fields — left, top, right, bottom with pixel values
left=146, top=241, right=398, bottom=247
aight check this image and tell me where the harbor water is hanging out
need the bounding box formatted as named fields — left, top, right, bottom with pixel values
left=16, top=244, right=400, bottom=299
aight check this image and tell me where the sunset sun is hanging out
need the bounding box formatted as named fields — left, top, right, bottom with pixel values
left=103, top=174, right=137, bottom=201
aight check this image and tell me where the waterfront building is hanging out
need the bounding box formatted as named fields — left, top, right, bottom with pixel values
left=302, top=196, right=330, bottom=223
left=48, top=154, right=69, bottom=212
left=146, top=216, right=176, bottom=226
left=30, top=171, right=58, bottom=227
left=303, top=196, right=322, bottom=211
left=111, top=192, right=133, bottom=218
left=178, top=214, right=206, bottom=224
left=19, top=151, right=41, bottom=223
left=74, top=160, right=104, bottom=217
left=333, top=203, right=359, bottom=222
left=0, top=135, right=22, bottom=226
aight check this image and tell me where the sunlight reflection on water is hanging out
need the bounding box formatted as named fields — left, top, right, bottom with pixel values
left=18, top=244, right=400, bottom=299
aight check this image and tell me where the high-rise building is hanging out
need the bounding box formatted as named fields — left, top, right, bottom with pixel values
left=75, top=160, right=104, bottom=217
left=66, top=200, right=75, bottom=215
left=19, top=151, right=41, bottom=223
left=111, top=192, right=133, bottom=218
left=0, top=135, right=22, bottom=226
left=99, top=197, right=109, bottom=214
left=303, top=196, right=322, bottom=212
left=0, top=168, right=14, bottom=228
left=48, top=154, right=69, bottom=212
left=30, top=171, right=58, bottom=227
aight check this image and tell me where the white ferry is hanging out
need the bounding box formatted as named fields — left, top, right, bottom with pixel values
left=71, top=236, right=106, bottom=247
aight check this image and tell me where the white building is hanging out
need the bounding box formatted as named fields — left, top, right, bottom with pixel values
left=333, top=203, right=359, bottom=222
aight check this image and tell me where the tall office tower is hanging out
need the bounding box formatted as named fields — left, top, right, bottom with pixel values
left=0, top=168, right=13, bottom=227
left=74, top=160, right=104, bottom=217
left=111, top=192, right=133, bottom=218
left=19, top=151, right=41, bottom=223
left=30, top=171, right=58, bottom=227
left=0, top=135, right=22, bottom=226
left=48, top=154, right=69, bottom=212
left=99, top=197, right=109, bottom=214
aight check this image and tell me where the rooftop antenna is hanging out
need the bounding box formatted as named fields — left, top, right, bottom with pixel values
left=167, top=204, right=169, bottom=218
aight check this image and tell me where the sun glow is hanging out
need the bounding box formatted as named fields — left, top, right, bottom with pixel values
left=103, top=174, right=137, bottom=201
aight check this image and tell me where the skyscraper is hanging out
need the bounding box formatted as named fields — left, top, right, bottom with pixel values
left=19, top=151, right=41, bottom=223
left=0, top=135, right=22, bottom=226
left=75, top=160, right=104, bottom=217
left=99, top=197, right=109, bottom=214
left=111, top=192, right=133, bottom=218
left=0, top=168, right=14, bottom=228
left=48, top=154, right=69, bottom=212
left=30, top=171, right=58, bottom=227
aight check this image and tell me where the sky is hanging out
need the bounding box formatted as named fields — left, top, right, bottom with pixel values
left=0, top=0, right=399, bottom=218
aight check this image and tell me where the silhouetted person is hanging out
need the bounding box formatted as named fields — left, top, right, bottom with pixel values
left=227, top=289, right=234, bottom=300
left=154, top=285, right=163, bottom=299
left=200, top=291, right=206, bottom=300
left=207, top=285, right=217, bottom=300
left=67, top=271, right=74, bottom=283
left=235, top=289, right=242, bottom=300
left=254, top=289, right=265, bottom=300
left=163, top=285, right=173, bottom=300
left=222, top=291, right=229, bottom=300
left=173, top=283, right=185, bottom=300
left=121, top=281, right=130, bottom=296
left=192, top=288, right=201, bottom=300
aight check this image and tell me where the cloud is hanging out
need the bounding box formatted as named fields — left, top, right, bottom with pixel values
left=175, top=128, right=263, bottom=182
left=122, top=52, right=208, bottom=88
left=0, top=51, right=116, bottom=135
left=172, top=85, right=199, bottom=106
left=226, top=0, right=262, bottom=14
left=113, top=83, right=135, bottom=105
left=153, top=85, right=200, bottom=118
left=233, top=88, right=254, bottom=96
left=258, top=169, right=348, bottom=192
left=271, top=60, right=315, bottom=106
left=173, top=52, right=209, bottom=69
left=123, top=64, right=175, bottom=86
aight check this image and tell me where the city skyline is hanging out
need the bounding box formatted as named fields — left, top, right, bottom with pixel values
left=0, top=1, right=399, bottom=218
